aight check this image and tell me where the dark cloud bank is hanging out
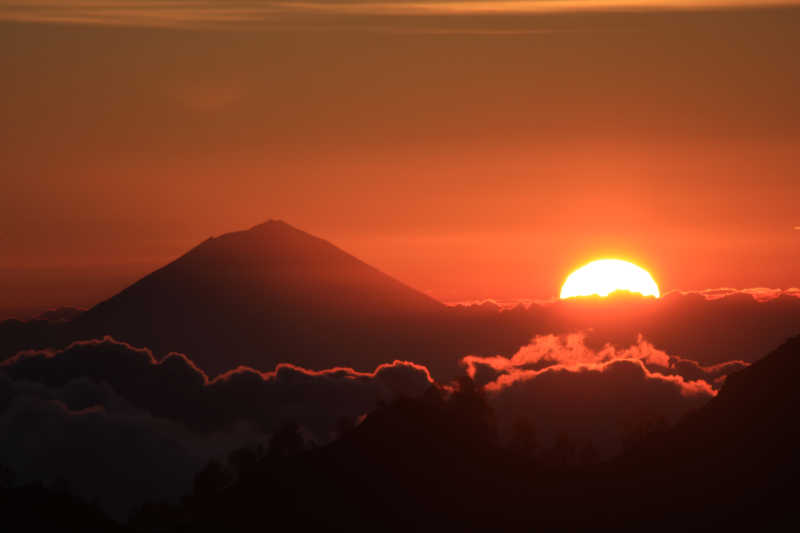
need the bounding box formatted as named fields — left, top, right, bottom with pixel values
left=2, top=221, right=798, bottom=382
left=0, top=329, right=756, bottom=517
left=459, top=287, right=800, bottom=368
left=462, top=332, right=749, bottom=453
left=0, top=338, right=432, bottom=518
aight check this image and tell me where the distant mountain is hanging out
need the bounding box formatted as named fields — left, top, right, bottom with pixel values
left=34, top=307, right=85, bottom=323
left=2, top=220, right=798, bottom=378
left=70, top=221, right=450, bottom=375
left=0, top=221, right=539, bottom=378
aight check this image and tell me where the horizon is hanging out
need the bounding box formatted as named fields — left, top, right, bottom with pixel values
left=2, top=217, right=799, bottom=320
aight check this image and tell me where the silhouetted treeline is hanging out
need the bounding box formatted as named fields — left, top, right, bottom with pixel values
left=126, top=337, right=800, bottom=532
left=0, top=466, right=123, bottom=533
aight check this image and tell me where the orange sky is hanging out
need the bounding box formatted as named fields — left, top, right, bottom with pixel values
left=1, top=4, right=799, bottom=314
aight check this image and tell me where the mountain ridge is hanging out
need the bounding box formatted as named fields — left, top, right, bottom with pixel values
left=70, top=220, right=449, bottom=375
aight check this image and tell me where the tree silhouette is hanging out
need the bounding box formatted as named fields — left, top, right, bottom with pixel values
left=448, top=376, right=497, bottom=446
left=508, top=416, right=539, bottom=465
left=227, top=444, right=265, bottom=480
left=268, top=420, right=305, bottom=458
left=577, top=438, right=599, bottom=467
left=0, top=464, right=15, bottom=489
left=621, top=412, right=668, bottom=452
left=192, top=459, right=232, bottom=500
left=547, top=431, right=577, bottom=469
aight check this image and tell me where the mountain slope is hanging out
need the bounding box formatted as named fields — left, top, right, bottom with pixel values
left=611, top=333, right=800, bottom=528
left=72, top=221, right=447, bottom=375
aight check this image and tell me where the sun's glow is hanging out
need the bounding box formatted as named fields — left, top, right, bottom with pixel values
left=560, top=259, right=660, bottom=299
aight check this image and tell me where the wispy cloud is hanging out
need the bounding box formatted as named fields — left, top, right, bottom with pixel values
left=0, top=1, right=282, bottom=29
left=2, top=0, right=799, bottom=29
left=277, top=0, right=800, bottom=16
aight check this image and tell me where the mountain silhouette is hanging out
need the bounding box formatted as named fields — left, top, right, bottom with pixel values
left=133, top=336, right=800, bottom=532
left=3, top=220, right=797, bottom=379
left=70, top=221, right=448, bottom=375
left=610, top=333, right=800, bottom=528
left=628, top=333, right=800, bottom=467
left=0, top=221, right=541, bottom=378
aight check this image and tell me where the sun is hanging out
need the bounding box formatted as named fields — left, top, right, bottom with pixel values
left=560, top=259, right=660, bottom=299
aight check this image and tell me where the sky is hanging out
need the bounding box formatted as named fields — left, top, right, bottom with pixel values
left=1, top=1, right=799, bottom=315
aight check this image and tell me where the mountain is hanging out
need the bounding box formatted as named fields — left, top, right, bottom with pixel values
left=611, top=333, right=800, bottom=528
left=0, top=220, right=539, bottom=378
left=69, top=221, right=451, bottom=375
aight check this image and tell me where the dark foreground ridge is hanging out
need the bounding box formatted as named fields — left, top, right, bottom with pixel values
left=2, top=330, right=798, bottom=530
left=122, top=335, right=800, bottom=532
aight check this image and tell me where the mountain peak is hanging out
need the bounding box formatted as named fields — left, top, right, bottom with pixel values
left=76, top=221, right=445, bottom=375
left=241, top=219, right=303, bottom=238
left=201, top=219, right=336, bottom=251
left=247, top=219, right=293, bottom=231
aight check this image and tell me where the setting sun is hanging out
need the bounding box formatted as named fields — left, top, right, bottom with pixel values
left=560, top=259, right=660, bottom=299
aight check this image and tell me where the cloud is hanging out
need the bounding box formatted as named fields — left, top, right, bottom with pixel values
left=462, top=333, right=736, bottom=455
left=2, top=286, right=797, bottom=385
left=0, top=1, right=283, bottom=29
left=2, top=285, right=796, bottom=387
left=278, top=0, right=800, bottom=17
left=1, top=0, right=798, bottom=29
left=0, top=337, right=434, bottom=517
left=1, top=337, right=433, bottom=439
left=463, top=332, right=747, bottom=390
left=667, top=287, right=800, bottom=302
left=0, top=373, right=264, bottom=520
left=488, top=289, right=800, bottom=369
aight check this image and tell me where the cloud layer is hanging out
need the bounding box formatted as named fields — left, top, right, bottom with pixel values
left=0, top=373, right=263, bottom=519
left=1, top=337, right=433, bottom=438
left=480, top=289, right=800, bottom=368
left=462, top=333, right=744, bottom=454
left=463, top=332, right=746, bottom=391
left=0, top=337, right=433, bottom=517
